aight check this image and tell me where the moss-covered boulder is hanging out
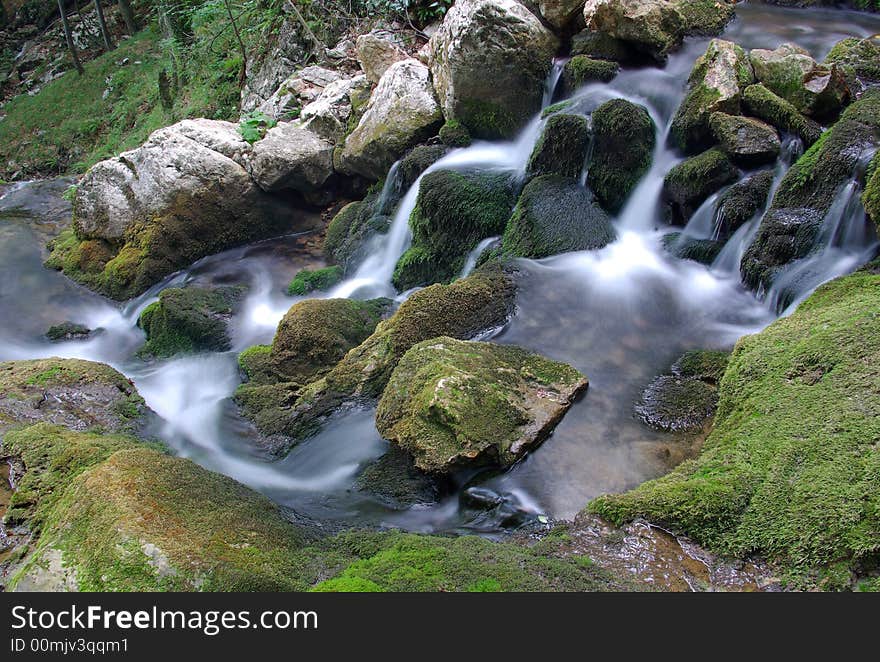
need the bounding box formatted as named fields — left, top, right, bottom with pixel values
left=662, top=233, right=724, bottom=265
left=715, top=170, right=775, bottom=237
left=287, top=266, right=344, bottom=296
left=561, top=56, right=620, bottom=93
left=589, top=271, right=880, bottom=589
left=709, top=112, right=781, bottom=167
left=439, top=120, right=472, bottom=148
left=45, top=322, right=91, bottom=342
left=742, top=83, right=823, bottom=148
left=355, top=447, right=440, bottom=508
left=503, top=175, right=616, bottom=259
left=663, top=148, right=739, bottom=225
left=863, top=153, right=880, bottom=233
left=527, top=113, right=592, bottom=180
left=570, top=28, right=640, bottom=64
left=0, top=359, right=148, bottom=434
left=278, top=265, right=517, bottom=450
left=138, top=286, right=244, bottom=358
left=670, top=39, right=755, bottom=154
left=376, top=337, right=588, bottom=474
left=397, top=144, right=449, bottom=192
left=588, top=98, right=656, bottom=214
left=749, top=43, right=849, bottom=120
left=323, top=196, right=390, bottom=273
left=741, top=91, right=880, bottom=292
left=824, top=37, right=880, bottom=93
left=392, top=170, right=517, bottom=290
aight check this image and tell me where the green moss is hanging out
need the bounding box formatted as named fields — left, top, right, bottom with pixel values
left=458, top=98, right=518, bottom=141
left=438, top=120, right=472, bottom=148
left=561, top=56, right=619, bottom=92
left=503, top=175, right=616, bottom=259
left=589, top=271, right=880, bottom=589
left=397, top=144, right=449, bottom=192
left=824, top=37, right=880, bottom=89
left=676, top=0, right=736, bottom=34
left=237, top=345, right=273, bottom=382
left=715, top=170, right=775, bottom=238
left=663, top=148, right=739, bottom=225
left=392, top=246, right=438, bottom=292
left=673, top=350, right=730, bottom=383
left=45, top=322, right=90, bottom=341
left=588, top=99, right=656, bottom=213
left=323, top=196, right=389, bottom=272
left=742, top=84, right=823, bottom=148
left=863, top=152, right=880, bottom=232
left=527, top=114, right=591, bottom=180
left=662, top=233, right=724, bottom=265
left=541, top=100, right=574, bottom=119
left=286, top=266, right=343, bottom=296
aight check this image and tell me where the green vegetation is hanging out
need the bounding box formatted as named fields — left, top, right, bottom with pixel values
left=323, top=196, right=390, bottom=272
left=438, top=119, right=471, bottom=147
left=589, top=271, right=880, bottom=589
left=238, top=110, right=277, bottom=144
left=561, top=56, right=619, bottom=92
left=864, top=152, right=880, bottom=232
left=663, top=148, right=738, bottom=225
left=527, top=113, right=591, bottom=181
left=287, top=266, right=343, bottom=296
left=742, top=83, right=823, bottom=148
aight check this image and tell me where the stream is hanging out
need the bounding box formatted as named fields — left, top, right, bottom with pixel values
left=1, top=4, right=878, bottom=535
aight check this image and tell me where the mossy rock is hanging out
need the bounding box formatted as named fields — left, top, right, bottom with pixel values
left=355, top=446, right=440, bottom=508
left=138, top=286, right=244, bottom=358
left=570, top=29, right=640, bottom=64
left=673, top=349, right=729, bottom=383
left=45, top=321, right=91, bottom=342
left=863, top=153, right=880, bottom=233
left=589, top=270, right=880, bottom=590
left=676, top=0, right=737, bottom=35
left=527, top=113, right=592, bottom=181
left=561, top=56, right=619, bottom=93
left=715, top=170, right=774, bottom=238
left=588, top=98, right=656, bottom=214
left=398, top=144, right=449, bottom=192
left=0, top=358, right=148, bottom=435
left=439, top=120, right=472, bottom=148
left=824, top=37, right=880, bottom=92
left=392, top=169, right=518, bottom=290
left=741, top=91, right=880, bottom=292
left=709, top=112, right=781, bottom=167
left=287, top=266, right=343, bottom=296
left=742, top=83, right=823, bottom=148
left=323, top=196, right=390, bottom=272
left=663, top=149, right=739, bottom=225
left=662, top=233, right=724, bottom=265
left=503, top=175, right=616, bottom=259
left=376, top=337, right=588, bottom=474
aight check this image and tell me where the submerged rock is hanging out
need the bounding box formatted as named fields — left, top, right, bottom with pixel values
left=742, top=83, right=823, bottom=148
left=663, top=148, right=739, bottom=225
left=527, top=113, right=592, bottom=180
left=429, top=0, right=559, bottom=139
left=138, top=286, right=244, bottom=358
left=588, top=98, right=656, bottom=213
left=503, top=175, right=616, bottom=258
left=337, top=59, right=443, bottom=181
left=670, top=39, right=754, bottom=154
left=376, top=337, right=589, bottom=474
left=709, top=112, right=781, bottom=167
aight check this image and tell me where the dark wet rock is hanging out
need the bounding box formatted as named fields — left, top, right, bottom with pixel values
left=461, top=486, right=505, bottom=510
left=527, top=114, right=592, bottom=181
left=45, top=322, right=91, bottom=342
left=588, top=98, right=656, bottom=214
left=503, top=175, right=616, bottom=259
left=709, top=112, right=781, bottom=167
left=323, top=195, right=390, bottom=273
left=663, top=149, right=739, bottom=225
left=138, top=286, right=245, bottom=358
left=356, top=446, right=440, bottom=508
left=635, top=371, right=718, bottom=432
left=438, top=120, right=472, bottom=148
left=864, top=153, right=880, bottom=233
left=715, top=170, right=775, bottom=237
left=742, top=83, right=823, bottom=148
left=561, top=56, right=620, bottom=93
left=398, top=144, right=449, bottom=192
left=662, top=233, right=724, bottom=265
left=570, top=29, right=640, bottom=64
left=376, top=336, right=589, bottom=474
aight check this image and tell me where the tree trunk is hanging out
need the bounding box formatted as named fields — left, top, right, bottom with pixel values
left=94, top=1, right=114, bottom=51
left=117, top=0, right=137, bottom=34
left=57, top=0, right=85, bottom=76
left=222, top=0, right=248, bottom=88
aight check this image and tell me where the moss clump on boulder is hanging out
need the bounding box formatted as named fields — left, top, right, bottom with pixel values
left=862, top=152, right=880, bottom=233
left=589, top=271, right=880, bottom=589
left=323, top=196, right=390, bottom=272
left=137, top=286, right=244, bottom=358
left=392, top=169, right=517, bottom=290
left=662, top=233, right=724, bottom=265
left=397, top=144, right=449, bottom=192
left=663, top=149, right=739, bottom=225
left=287, top=266, right=344, bottom=296
left=561, top=56, right=620, bottom=93
left=376, top=337, right=588, bottom=474
left=824, top=37, right=880, bottom=91
left=527, top=114, right=592, bottom=180
left=503, top=175, right=616, bottom=259
left=0, top=358, right=147, bottom=434
left=742, top=84, right=823, bottom=148
left=588, top=98, right=656, bottom=214
left=715, top=170, right=774, bottom=237
left=709, top=112, right=781, bottom=167
left=45, top=322, right=91, bottom=342
left=438, top=120, right=472, bottom=148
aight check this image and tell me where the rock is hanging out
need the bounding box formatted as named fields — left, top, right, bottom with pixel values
left=355, top=446, right=440, bottom=507
left=338, top=59, right=443, bottom=181
left=429, top=0, right=559, bottom=139
left=439, top=120, right=472, bottom=147
left=709, top=112, right=781, bottom=166
left=323, top=196, right=390, bottom=272
left=503, top=175, right=616, bottom=258
left=392, top=170, right=518, bottom=290
left=138, top=286, right=244, bottom=358
left=824, top=37, right=880, bottom=94
left=256, top=66, right=344, bottom=122
left=749, top=43, right=849, bottom=120
left=635, top=374, right=718, bottom=432
left=241, top=17, right=309, bottom=113
left=249, top=122, right=334, bottom=193
left=662, top=233, right=724, bottom=265
left=356, top=32, right=408, bottom=84
left=0, top=359, right=148, bottom=435
left=540, top=0, right=588, bottom=30
left=588, top=98, right=656, bottom=213
left=742, top=83, right=823, bottom=148
left=45, top=322, right=91, bottom=342
left=864, top=154, right=880, bottom=233
left=570, top=29, right=639, bottom=63
left=376, top=337, right=589, bottom=473
left=663, top=148, right=739, bottom=225
left=561, top=55, right=620, bottom=93
left=279, top=265, right=518, bottom=450
left=741, top=91, right=880, bottom=292
left=46, top=120, right=310, bottom=300
left=461, top=486, right=505, bottom=510
left=589, top=271, right=880, bottom=589
left=527, top=113, right=592, bottom=180
left=673, top=349, right=729, bottom=383
left=287, top=265, right=344, bottom=296
left=582, top=0, right=736, bottom=63
left=298, top=74, right=372, bottom=143
left=715, top=170, right=775, bottom=237
left=670, top=39, right=755, bottom=154
left=397, top=144, right=450, bottom=192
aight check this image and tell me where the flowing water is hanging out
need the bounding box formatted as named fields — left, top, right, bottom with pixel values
left=1, top=5, right=879, bottom=533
